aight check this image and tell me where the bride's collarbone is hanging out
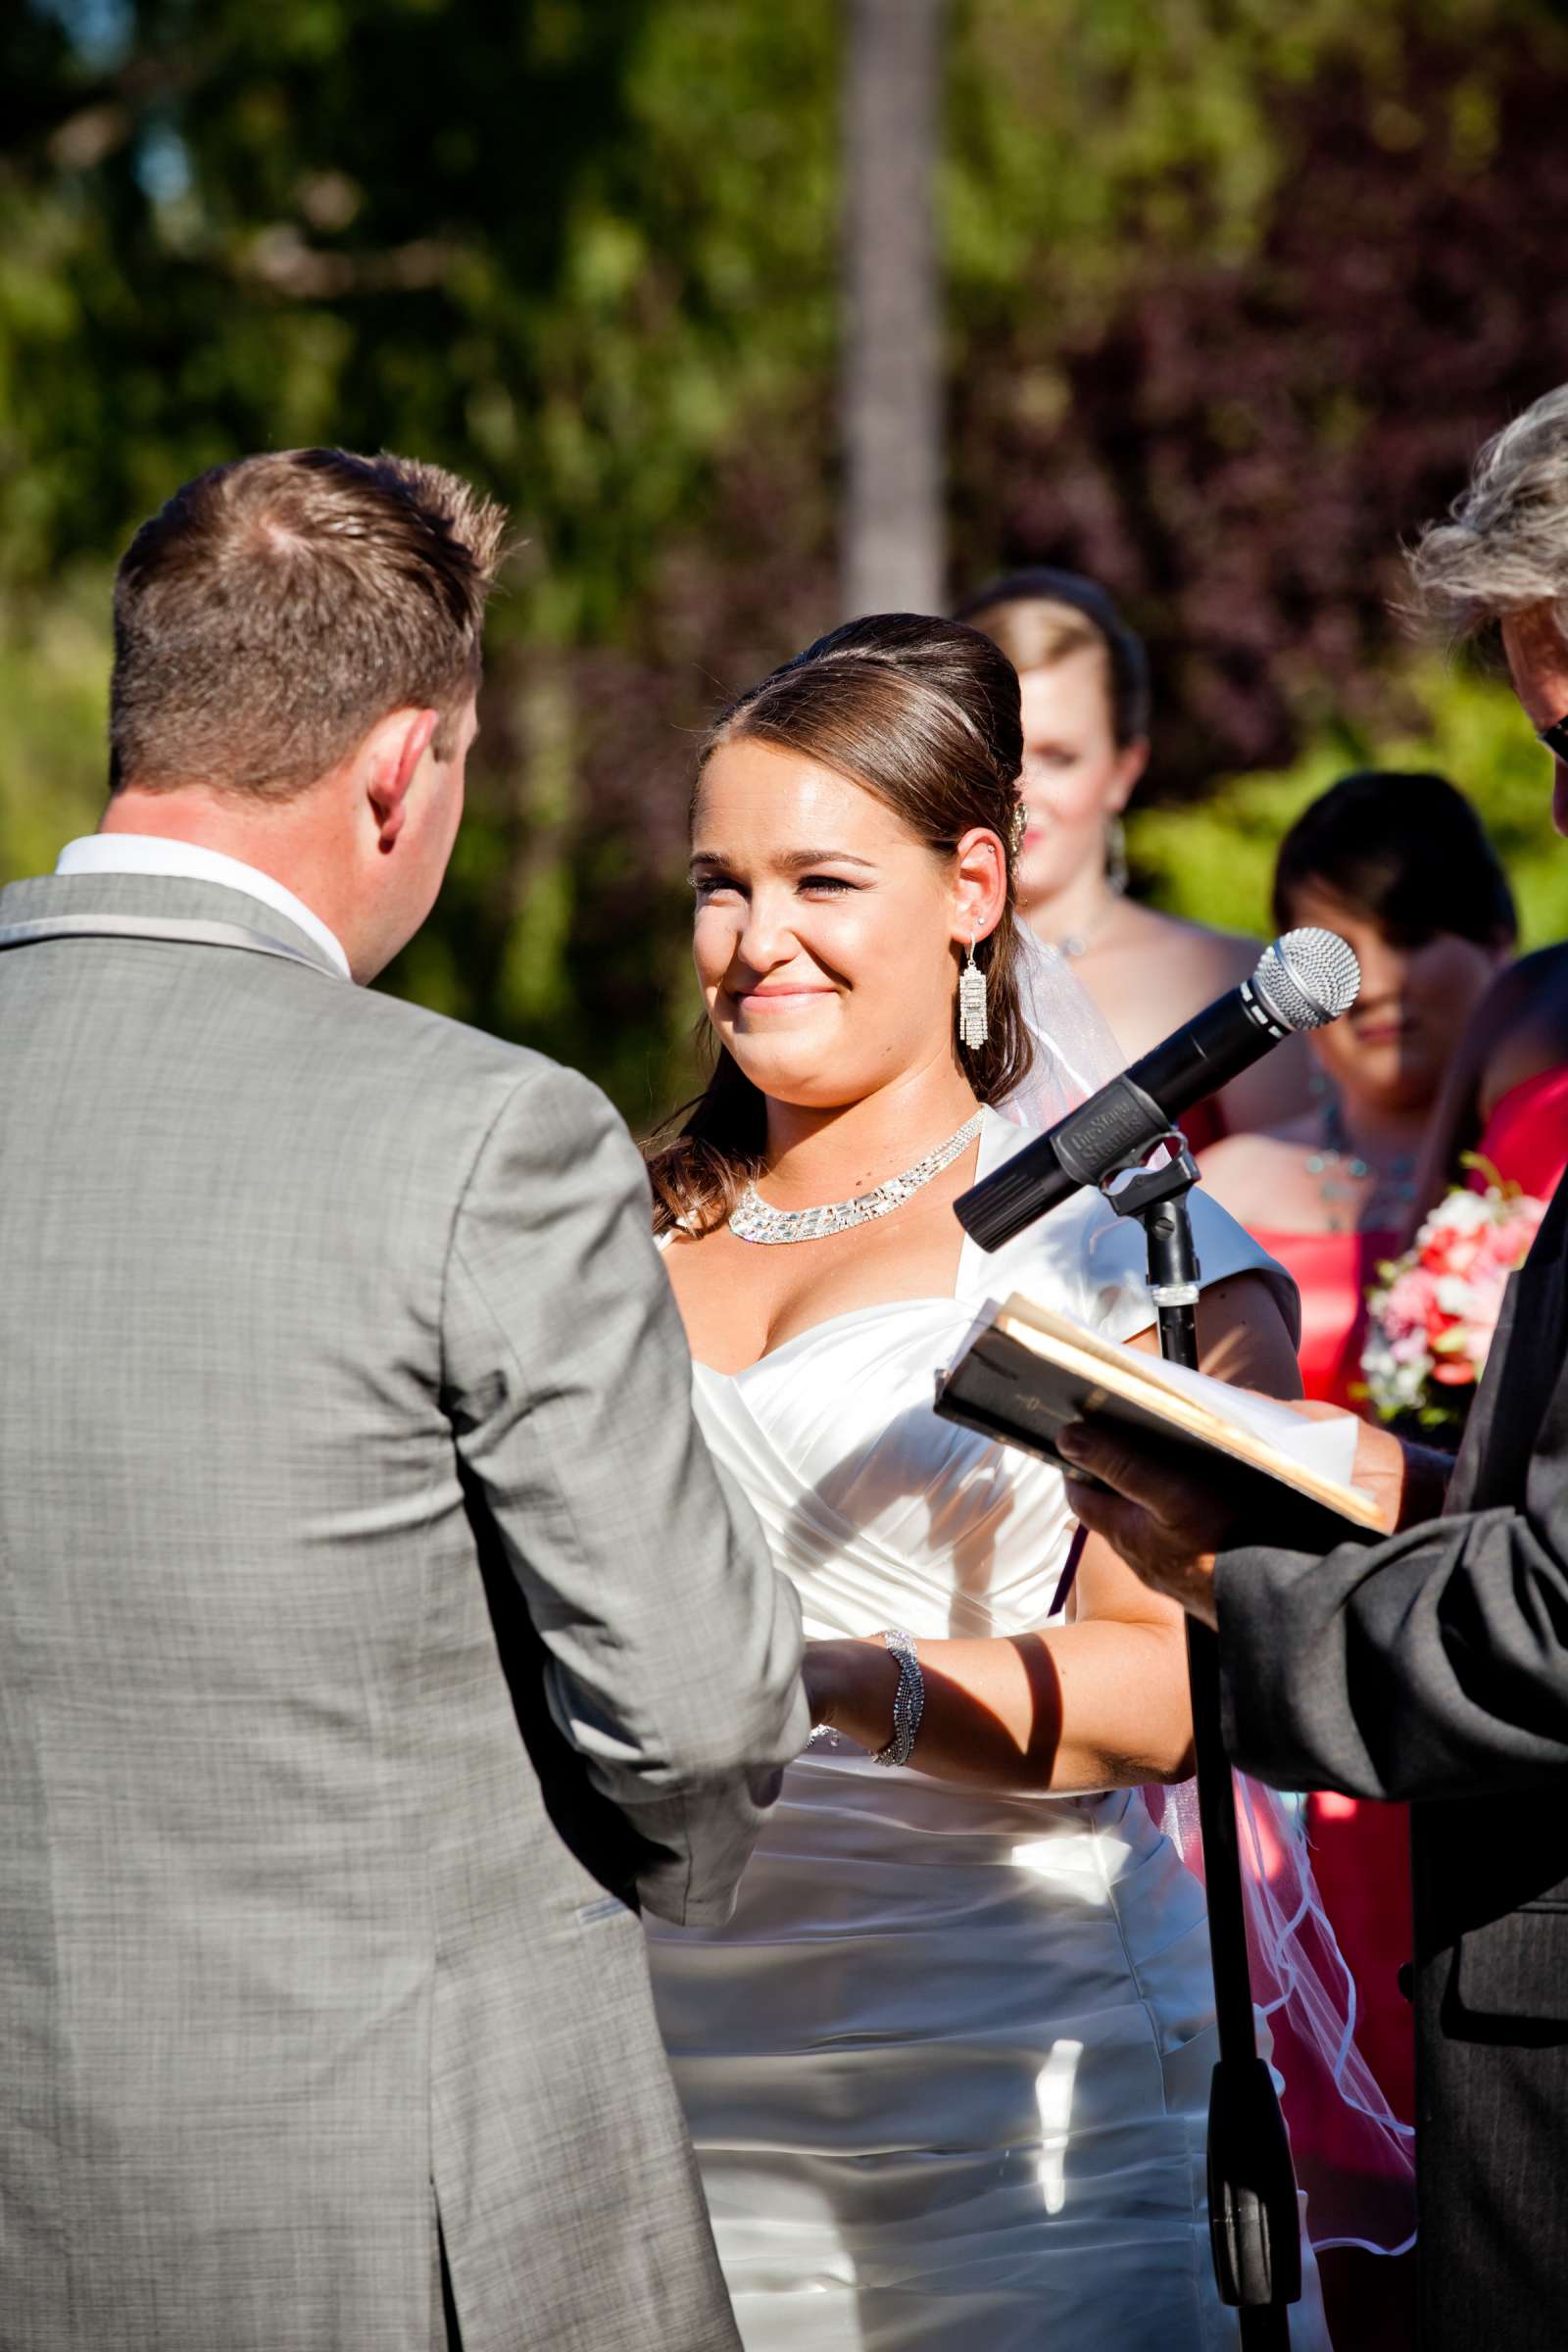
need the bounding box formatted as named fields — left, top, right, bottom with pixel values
left=667, top=1200, right=968, bottom=1375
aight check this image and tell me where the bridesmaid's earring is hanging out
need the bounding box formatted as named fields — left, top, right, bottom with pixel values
left=957, top=935, right=989, bottom=1051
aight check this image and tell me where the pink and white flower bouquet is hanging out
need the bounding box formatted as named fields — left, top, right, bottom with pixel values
left=1361, top=1170, right=1548, bottom=1436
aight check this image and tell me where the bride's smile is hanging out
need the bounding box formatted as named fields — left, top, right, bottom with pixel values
left=730, top=984, right=837, bottom=1010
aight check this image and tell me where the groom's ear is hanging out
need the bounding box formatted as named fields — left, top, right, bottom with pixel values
left=363, top=708, right=439, bottom=851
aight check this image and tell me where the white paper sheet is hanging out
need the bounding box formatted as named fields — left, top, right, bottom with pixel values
left=1131, top=1350, right=1364, bottom=1494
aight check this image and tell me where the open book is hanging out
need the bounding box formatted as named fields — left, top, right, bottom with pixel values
left=935, top=1291, right=1385, bottom=1544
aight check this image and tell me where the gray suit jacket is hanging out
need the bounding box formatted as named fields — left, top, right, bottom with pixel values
left=0, top=870, right=808, bottom=2352
left=1214, top=1170, right=1568, bottom=2347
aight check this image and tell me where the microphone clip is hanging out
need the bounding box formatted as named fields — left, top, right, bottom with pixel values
left=1101, top=1133, right=1204, bottom=1311
left=1100, top=1132, right=1200, bottom=1220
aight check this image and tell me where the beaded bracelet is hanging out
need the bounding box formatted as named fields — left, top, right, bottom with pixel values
left=872, top=1628, right=925, bottom=1768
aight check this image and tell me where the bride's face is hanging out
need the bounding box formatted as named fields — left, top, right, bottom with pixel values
left=691, top=737, right=978, bottom=1108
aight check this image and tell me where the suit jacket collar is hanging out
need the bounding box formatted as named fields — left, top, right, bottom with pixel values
left=0, top=870, right=348, bottom=981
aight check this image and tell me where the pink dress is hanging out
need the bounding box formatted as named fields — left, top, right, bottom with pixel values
left=1472, top=1065, right=1568, bottom=1201
left=1250, top=1226, right=1397, bottom=1414
left=1248, top=1227, right=1415, bottom=2141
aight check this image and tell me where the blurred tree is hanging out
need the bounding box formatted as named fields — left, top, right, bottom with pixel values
left=1128, top=661, right=1568, bottom=951
left=2, top=0, right=840, bottom=1119
left=4, top=0, right=1568, bottom=1130
left=947, top=0, right=1568, bottom=795
left=842, top=0, right=945, bottom=613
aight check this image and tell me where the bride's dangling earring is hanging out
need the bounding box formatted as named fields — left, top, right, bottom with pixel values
left=957, top=934, right=989, bottom=1052
left=1104, top=813, right=1130, bottom=898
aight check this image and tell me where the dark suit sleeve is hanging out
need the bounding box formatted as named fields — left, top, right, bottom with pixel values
left=1214, top=1487, right=1568, bottom=1802
left=441, top=1058, right=809, bottom=1925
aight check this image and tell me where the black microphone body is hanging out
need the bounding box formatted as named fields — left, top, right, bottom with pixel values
left=956, top=930, right=1360, bottom=1252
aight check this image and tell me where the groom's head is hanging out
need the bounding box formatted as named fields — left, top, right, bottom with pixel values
left=106, top=448, right=507, bottom=978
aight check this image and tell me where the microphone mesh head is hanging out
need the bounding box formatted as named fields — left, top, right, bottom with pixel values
left=1250, top=927, right=1361, bottom=1033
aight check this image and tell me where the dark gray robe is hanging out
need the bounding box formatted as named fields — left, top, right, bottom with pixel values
left=1216, top=1169, right=1568, bottom=2348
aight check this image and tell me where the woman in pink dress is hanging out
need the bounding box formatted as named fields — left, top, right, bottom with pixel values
left=1199, top=768, right=1518, bottom=2351
left=1413, top=942, right=1568, bottom=1210
left=955, top=569, right=1310, bottom=1143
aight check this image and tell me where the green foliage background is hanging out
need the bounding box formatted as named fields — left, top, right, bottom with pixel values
left=5, top=0, right=1568, bottom=1126
left=1129, top=663, right=1568, bottom=949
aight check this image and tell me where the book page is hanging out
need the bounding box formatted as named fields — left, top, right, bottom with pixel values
left=1121, top=1351, right=1361, bottom=1492
left=990, top=1293, right=1369, bottom=1504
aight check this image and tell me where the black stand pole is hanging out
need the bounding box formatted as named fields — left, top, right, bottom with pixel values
left=1104, top=1144, right=1299, bottom=2348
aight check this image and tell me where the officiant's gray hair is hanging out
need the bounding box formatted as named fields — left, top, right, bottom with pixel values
left=110, top=448, right=508, bottom=797
left=1409, top=387, right=1568, bottom=638
left=648, top=613, right=1036, bottom=1239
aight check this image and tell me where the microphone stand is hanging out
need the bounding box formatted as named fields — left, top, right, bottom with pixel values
left=1102, top=1141, right=1299, bottom=2348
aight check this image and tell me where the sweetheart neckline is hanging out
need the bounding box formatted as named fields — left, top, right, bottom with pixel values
left=682, top=1114, right=1018, bottom=1380
left=690, top=1290, right=977, bottom=1382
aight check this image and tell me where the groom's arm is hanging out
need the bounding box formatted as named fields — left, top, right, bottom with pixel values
left=441, top=1058, right=808, bottom=1924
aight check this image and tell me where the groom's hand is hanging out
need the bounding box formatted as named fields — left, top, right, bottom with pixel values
left=1056, top=1423, right=1235, bottom=1627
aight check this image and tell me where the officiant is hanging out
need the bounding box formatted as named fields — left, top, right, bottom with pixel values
left=1054, top=382, right=1568, bottom=2352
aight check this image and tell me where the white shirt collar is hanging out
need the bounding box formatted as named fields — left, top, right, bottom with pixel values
left=54, top=836, right=352, bottom=980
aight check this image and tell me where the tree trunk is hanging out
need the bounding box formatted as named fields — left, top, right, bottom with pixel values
left=841, top=0, right=946, bottom=620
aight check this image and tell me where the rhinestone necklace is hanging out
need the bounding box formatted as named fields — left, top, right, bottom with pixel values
left=1305, top=1093, right=1417, bottom=1235
left=729, top=1109, right=985, bottom=1247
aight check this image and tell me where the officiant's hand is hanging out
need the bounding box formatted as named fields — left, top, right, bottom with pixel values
left=1057, top=1403, right=1421, bottom=1629
left=1056, top=1424, right=1233, bottom=1626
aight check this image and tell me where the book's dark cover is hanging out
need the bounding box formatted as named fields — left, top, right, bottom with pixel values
left=935, top=1323, right=1380, bottom=1554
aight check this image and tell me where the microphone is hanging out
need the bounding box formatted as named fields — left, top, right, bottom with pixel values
left=955, top=927, right=1361, bottom=1251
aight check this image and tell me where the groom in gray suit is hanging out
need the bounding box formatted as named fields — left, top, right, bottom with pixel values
left=0, top=448, right=808, bottom=2351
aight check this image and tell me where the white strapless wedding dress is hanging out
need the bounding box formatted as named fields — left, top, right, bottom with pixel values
left=647, top=1113, right=1332, bottom=2351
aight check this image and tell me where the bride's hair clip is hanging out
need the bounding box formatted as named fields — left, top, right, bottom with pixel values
left=1008, top=798, right=1027, bottom=861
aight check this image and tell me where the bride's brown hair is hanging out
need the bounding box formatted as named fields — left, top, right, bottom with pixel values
left=648, top=613, right=1035, bottom=1238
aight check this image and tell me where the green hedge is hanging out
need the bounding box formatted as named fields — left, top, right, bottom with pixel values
left=1127, top=658, right=1568, bottom=951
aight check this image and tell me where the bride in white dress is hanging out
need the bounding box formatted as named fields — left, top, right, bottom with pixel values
left=643, top=614, right=1338, bottom=2349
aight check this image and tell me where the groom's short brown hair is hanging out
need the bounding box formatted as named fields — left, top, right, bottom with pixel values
left=110, top=448, right=508, bottom=797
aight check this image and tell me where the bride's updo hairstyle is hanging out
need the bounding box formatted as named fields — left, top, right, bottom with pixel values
left=649, top=612, right=1034, bottom=1237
